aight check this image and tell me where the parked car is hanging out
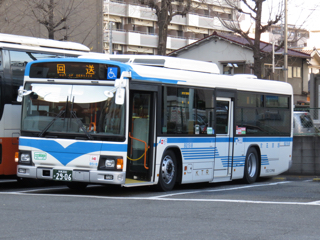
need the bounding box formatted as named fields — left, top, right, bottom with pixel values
left=293, top=111, right=315, bottom=135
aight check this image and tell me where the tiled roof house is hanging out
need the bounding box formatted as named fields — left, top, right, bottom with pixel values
left=168, top=31, right=311, bottom=105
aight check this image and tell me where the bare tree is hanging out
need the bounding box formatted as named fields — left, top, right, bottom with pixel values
left=0, top=0, right=30, bottom=34
left=22, top=0, right=90, bottom=40
left=216, top=0, right=283, bottom=78
left=141, top=0, right=194, bottom=55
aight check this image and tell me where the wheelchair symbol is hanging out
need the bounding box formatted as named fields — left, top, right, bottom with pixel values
left=107, top=67, right=117, bottom=79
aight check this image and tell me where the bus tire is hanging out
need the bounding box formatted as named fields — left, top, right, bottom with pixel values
left=66, top=182, right=88, bottom=191
left=158, top=150, right=177, bottom=191
left=243, top=148, right=259, bottom=184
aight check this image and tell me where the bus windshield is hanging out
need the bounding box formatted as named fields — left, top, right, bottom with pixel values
left=21, top=83, right=125, bottom=139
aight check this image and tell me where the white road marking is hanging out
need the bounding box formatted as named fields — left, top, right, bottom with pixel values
left=0, top=180, right=319, bottom=206
left=13, top=186, right=70, bottom=193
left=4, top=184, right=98, bottom=193
left=0, top=180, right=17, bottom=183
left=153, top=181, right=292, bottom=199
left=0, top=191, right=319, bottom=206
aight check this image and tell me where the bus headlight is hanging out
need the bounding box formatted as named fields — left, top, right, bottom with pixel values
left=99, top=156, right=123, bottom=171
left=105, top=159, right=115, bottom=168
left=19, top=151, right=32, bottom=165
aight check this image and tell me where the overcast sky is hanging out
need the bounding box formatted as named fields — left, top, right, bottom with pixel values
left=262, top=0, right=320, bottom=30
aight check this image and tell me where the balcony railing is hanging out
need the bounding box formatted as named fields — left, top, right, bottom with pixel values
left=104, top=29, right=199, bottom=50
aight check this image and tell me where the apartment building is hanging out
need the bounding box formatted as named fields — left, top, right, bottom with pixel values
left=261, top=24, right=309, bottom=49
left=103, top=0, right=237, bottom=54
left=0, top=0, right=238, bottom=54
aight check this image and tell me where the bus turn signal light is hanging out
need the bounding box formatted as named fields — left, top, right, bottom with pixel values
left=117, top=158, right=123, bottom=170
left=15, top=152, right=19, bottom=162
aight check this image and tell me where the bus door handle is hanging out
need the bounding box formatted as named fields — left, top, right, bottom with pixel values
left=128, top=132, right=149, bottom=170
left=12, top=132, right=19, bottom=145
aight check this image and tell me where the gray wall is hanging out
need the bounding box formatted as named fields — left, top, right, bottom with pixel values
left=172, top=38, right=253, bottom=74
left=285, top=136, right=320, bottom=175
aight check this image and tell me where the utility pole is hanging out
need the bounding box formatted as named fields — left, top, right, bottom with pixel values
left=284, top=0, right=288, bottom=82
left=109, top=21, right=113, bottom=54
left=272, top=0, right=288, bottom=82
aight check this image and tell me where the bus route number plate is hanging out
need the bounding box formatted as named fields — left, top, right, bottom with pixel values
left=53, top=170, right=72, bottom=181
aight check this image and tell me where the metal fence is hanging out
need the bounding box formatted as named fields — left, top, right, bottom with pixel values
left=294, top=108, right=320, bottom=136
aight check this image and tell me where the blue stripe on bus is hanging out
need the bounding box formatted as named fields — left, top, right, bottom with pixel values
left=166, top=137, right=292, bottom=144
left=168, top=138, right=217, bottom=143
left=240, top=137, right=292, bottom=142
left=261, top=155, right=269, bottom=166
left=130, top=71, right=184, bottom=84
left=19, top=138, right=127, bottom=166
left=166, top=137, right=288, bottom=167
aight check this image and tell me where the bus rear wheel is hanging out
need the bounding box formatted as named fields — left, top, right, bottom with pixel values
left=158, top=150, right=177, bottom=191
left=243, top=148, right=259, bottom=184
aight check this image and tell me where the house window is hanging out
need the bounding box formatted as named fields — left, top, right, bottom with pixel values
left=293, top=66, right=301, bottom=78
left=223, top=64, right=232, bottom=75
left=288, top=66, right=292, bottom=78
left=222, top=63, right=243, bottom=75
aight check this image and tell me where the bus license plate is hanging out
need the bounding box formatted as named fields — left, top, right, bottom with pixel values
left=53, top=170, right=72, bottom=181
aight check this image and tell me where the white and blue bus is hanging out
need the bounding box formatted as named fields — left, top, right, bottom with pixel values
left=16, top=55, right=293, bottom=191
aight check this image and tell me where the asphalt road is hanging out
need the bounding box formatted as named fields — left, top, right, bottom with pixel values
left=0, top=176, right=319, bottom=240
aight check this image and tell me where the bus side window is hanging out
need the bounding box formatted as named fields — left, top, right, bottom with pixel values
left=9, top=51, right=29, bottom=103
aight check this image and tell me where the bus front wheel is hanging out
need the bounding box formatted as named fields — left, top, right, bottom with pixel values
left=243, top=148, right=259, bottom=184
left=158, top=150, right=177, bottom=191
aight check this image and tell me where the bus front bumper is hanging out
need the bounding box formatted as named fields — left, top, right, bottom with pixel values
left=17, top=165, right=126, bottom=185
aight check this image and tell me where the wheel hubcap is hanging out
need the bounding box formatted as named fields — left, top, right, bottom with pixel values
left=161, top=155, right=175, bottom=184
left=247, top=153, right=257, bottom=178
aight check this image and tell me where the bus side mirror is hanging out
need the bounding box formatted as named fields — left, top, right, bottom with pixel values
left=115, top=88, right=125, bottom=105
left=114, top=71, right=130, bottom=105
left=17, top=86, right=32, bottom=102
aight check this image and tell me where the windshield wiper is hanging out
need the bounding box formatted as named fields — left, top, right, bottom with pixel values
left=38, top=97, right=68, bottom=137
left=38, top=108, right=66, bottom=137
left=70, top=111, right=93, bottom=140
left=70, top=96, right=93, bottom=140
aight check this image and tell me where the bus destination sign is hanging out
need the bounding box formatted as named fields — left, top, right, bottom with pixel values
left=29, top=62, right=121, bottom=80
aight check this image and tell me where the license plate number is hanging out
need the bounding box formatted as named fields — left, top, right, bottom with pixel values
left=53, top=170, right=72, bottom=181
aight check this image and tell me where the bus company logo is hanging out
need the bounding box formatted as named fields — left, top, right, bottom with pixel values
left=34, top=152, right=47, bottom=160
left=160, top=138, right=167, bottom=145
left=57, top=64, right=66, bottom=74
left=89, top=155, right=98, bottom=166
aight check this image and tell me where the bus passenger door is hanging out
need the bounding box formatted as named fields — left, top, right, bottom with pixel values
left=126, top=90, right=156, bottom=185
left=214, top=97, right=234, bottom=181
